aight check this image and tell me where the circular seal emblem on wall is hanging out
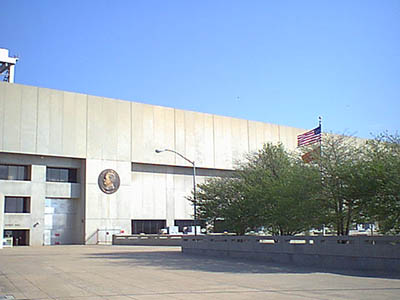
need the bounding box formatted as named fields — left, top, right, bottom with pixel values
left=98, top=169, right=120, bottom=194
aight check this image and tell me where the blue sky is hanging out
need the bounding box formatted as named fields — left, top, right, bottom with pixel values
left=1, top=1, right=399, bottom=138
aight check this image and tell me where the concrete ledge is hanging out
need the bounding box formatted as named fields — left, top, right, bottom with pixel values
left=113, top=234, right=183, bottom=246
left=181, top=235, right=400, bottom=273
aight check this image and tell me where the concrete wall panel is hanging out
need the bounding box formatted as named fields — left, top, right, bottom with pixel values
left=279, top=125, right=304, bottom=151
left=62, top=92, right=87, bottom=157
left=174, top=109, right=186, bottom=164
left=46, top=183, right=81, bottom=198
left=87, top=95, right=104, bottom=159
left=131, top=172, right=153, bottom=218
left=84, top=184, right=101, bottom=219
left=114, top=185, right=135, bottom=220
left=132, top=103, right=153, bottom=163
left=263, top=122, right=280, bottom=145
left=36, top=88, right=51, bottom=154
left=102, top=99, right=118, bottom=160
left=202, top=114, right=215, bottom=167
left=248, top=121, right=265, bottom=153
left=131, top=102, right=145, bottom=162
left=130, top=171, right=144, bottom=217
left=117, top=100, right=131, bottom=161
left=62, top=92, right=74, bottom=155
left=0, top=181, right=33, bottom=196
left=187, top=111, right=215, bottom=168
left=132, top=103, right=175, bottom=165
left=140, top=104, right=155, bottom=162
left=165, top=172, right=175, bottom=227
left=231, top=118, right=249, bottom=167
left=213, top=115, right=233, bottom=169
left=20, top=86, right=38, bottom=153
left=152, top=173, right=167, bottom=219
left=181, top=111, right=196, bottom=166
left=0, top=84, right=4, bottom=150
left=85, top=159, right=132, bottom=240
left=36, top=88, right=66, bottom=156
left=153, top=106, right=175, bottom=163
left=48, top=89, right=64, bottom=155
left=144, top=173, right=161, bottom=218
left=131, top=168, right=178, bottom=221
left=1, top=83, right=307, bottom=167
left=173, top=175, right=194, bottom=220
left=3, top=84, right=21, bottom=151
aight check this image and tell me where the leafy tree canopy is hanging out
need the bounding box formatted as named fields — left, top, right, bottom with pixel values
left=189, top=132, right=400, bottom=236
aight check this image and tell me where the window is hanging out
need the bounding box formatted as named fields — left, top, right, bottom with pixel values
left=0, top=164, right=30, bottom=180
left=46, top=167, right=78, bottom=183
left=174, top=220, right=195, bottom=232
left=5, top=197, right=30, bottom=213
left=131, top=220, right=166, bottom=234
left=174, top=219, right=206, bottom=233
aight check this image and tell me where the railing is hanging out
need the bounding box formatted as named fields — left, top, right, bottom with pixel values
left=85, top=228, right=123, bottom=245
left=85, top=229, right=99, bottom=244
left=113, top=234, right=183, bottom=246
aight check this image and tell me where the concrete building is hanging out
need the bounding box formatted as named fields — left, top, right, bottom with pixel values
left=0, top=82, right=305, bottom=246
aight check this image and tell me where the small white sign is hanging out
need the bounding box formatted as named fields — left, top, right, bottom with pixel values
left=3, top=237, right=13, bottom=248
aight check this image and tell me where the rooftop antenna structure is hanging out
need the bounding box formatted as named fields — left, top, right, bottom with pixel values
left=0, top=48, right=18, bottom=83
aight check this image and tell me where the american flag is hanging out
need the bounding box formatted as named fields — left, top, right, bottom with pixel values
left=297, top=125, right=321, bottom=147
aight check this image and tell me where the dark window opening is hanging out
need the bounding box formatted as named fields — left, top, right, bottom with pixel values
left=46, top=167, right=78, bottom=183
left=4, top=197, right=30, bottom=213
left=174, top=219, right=206, bottom=233
left=0, top=164, right=30, bottom=181
left=131, top=220, right=166, bottom=234
left=3, top=229, right=30, bottom=246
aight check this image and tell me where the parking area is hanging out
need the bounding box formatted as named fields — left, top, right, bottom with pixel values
left=0, top=245, right=399, bottom=299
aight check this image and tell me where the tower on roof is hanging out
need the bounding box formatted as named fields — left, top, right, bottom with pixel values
left=0, top=48, right=18, bottom=83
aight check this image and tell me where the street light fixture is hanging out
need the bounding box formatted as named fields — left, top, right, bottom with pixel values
left=155, top=149, right=197, bottom=235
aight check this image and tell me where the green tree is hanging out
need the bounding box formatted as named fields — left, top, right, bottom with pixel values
left=193, top=176, right=258, bottom=235
left=363, top=132, right=400, bottom=234
left=239, top=143, right=322, bottom=235
left=190, top=143, right=322, bottom=235
left=192, top=132, right=400, bottom=236
left=307, top=134, right=367, bottom=235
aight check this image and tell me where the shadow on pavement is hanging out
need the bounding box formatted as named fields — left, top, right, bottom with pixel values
left=86, top=247, right=400, bottom=279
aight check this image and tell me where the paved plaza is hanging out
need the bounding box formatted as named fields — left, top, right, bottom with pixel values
left=0, top=245, right=399, bottom=300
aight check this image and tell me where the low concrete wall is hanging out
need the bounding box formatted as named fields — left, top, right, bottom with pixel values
left=181, top=235, right=400, bottom=273
left=113, top=234, right=183, bottom=246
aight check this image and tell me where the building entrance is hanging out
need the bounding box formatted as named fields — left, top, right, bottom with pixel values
left=4, top=229, right=30, bottom=246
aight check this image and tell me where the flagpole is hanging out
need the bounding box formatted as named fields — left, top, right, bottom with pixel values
left=318, top=116, right=324, bottom=235
left=319, top=116, right=322, bottom=147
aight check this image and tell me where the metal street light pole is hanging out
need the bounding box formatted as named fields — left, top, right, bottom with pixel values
left=155, top=149, right=197, bottom=236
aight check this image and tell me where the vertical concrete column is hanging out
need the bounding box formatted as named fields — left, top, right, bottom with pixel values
left=31, top=164, right=46, bottom=182
left=30, top=165, right=46, bottom=246
left=0, top=193, right=4, bottom=249
left=165, top=168, right=175, bottom=228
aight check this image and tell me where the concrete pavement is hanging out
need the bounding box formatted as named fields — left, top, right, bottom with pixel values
left=0, top=245, right=399, bottom=299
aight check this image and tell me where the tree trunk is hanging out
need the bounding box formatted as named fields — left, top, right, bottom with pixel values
left=337, top=197, right=345, bottom=235
left=345, top=205, right=352, bottom=235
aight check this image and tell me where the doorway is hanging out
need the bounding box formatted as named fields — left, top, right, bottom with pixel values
left=4, top=229, right=30, bottom=246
